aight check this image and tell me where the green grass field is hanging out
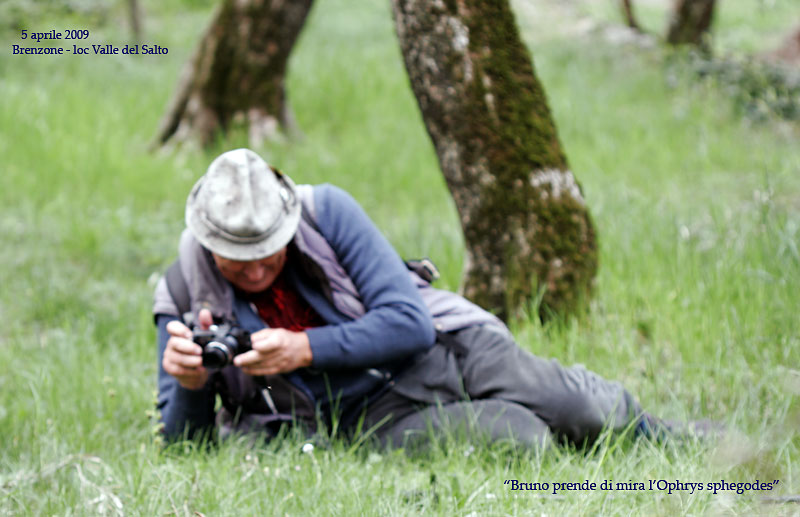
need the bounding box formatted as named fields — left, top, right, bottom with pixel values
left=1, top=0, right=798, bottom=514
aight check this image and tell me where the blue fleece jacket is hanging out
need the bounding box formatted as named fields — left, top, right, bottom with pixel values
left=156, top=184, right=436, bottom=439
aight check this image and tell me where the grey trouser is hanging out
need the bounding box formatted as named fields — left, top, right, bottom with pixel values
left=365, top=326, right=644, bottom=448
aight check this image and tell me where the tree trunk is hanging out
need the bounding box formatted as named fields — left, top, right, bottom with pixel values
left=621, top=0, right=642, bottom=32
left=128, top=0, right=142, bottom=45
left=155, top=0, right=313, bottom=148
left=666, top=0, right=716, bottom=48
left=391, top=0, right=597, bottom=321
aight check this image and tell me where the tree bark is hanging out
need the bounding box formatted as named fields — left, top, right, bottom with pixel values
left=391, top=0, right=597, bottom=321
left=155, top=0, right=313, bottom=148
left=666, top=0, right=716, bottom=48
left=621, top=0, right=642, bottom=32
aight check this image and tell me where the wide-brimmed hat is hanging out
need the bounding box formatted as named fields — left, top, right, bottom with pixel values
left=185, top=149, right=301, bottom=261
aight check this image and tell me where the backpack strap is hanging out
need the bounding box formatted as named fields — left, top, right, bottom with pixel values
left=405, top=257, right=440, bottom=284
left=165, top=258, right=191, bottom=320
left=300, top=203, right=321, bottom=233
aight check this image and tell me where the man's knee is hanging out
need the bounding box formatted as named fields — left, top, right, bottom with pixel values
left=544, top=368, right=637, bottom=444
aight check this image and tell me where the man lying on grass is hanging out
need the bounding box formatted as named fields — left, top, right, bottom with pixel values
left=154, top=148, right=700, bottom=448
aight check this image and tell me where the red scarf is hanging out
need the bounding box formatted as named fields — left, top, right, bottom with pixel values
left=245, top=269, right=325, bottom=331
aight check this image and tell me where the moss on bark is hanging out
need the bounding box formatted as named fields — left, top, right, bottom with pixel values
left=392, top=0, right=597, bottom=321
left=666, top=0, right=716, bottom=49
left=155, top=0, right=313, bottom=147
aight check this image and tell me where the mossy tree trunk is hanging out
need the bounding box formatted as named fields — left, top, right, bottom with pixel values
left=391, top=0, right=597, bottom=321
left=155, top=0, right=313, bottom=148
left=666, top=0, right=716, bottom=48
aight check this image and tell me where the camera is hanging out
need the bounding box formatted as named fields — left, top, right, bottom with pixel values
left=192, top=322, right=251, bottom=369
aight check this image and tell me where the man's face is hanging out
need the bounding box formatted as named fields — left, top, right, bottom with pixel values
left=212, top=247, right=288, bottom=293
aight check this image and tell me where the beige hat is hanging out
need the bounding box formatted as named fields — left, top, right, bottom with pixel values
left=185, top=149, right=301, bottom=261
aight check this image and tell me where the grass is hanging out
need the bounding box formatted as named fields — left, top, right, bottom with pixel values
left=1, top=0, right=798, bottom=514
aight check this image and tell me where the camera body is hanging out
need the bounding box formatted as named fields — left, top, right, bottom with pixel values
left=192, top=322, right=251, bottom=369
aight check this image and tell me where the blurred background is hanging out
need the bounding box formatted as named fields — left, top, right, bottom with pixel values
left=0, top=0, right=798, bottom=514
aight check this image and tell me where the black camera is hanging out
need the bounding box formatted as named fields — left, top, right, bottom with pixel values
left=192, top=322, right=251, bottom=369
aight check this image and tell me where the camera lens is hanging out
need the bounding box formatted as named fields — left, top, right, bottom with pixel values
left=202, top=341, right=233, bottom=369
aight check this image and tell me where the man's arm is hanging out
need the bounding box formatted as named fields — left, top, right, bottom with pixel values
left=156, top=314, right=216, bottom=441
left=303, top=184, right=436, bottom=369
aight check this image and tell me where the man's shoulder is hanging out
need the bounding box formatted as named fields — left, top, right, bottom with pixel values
left=300, top=183, right=364, bottom=222
left=304, top=183, right=352, bottom=203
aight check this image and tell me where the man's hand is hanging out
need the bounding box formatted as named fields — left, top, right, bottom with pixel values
left=162, top=309, right=214, bottom=390
left=234, top=328, right=313, bottom=376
